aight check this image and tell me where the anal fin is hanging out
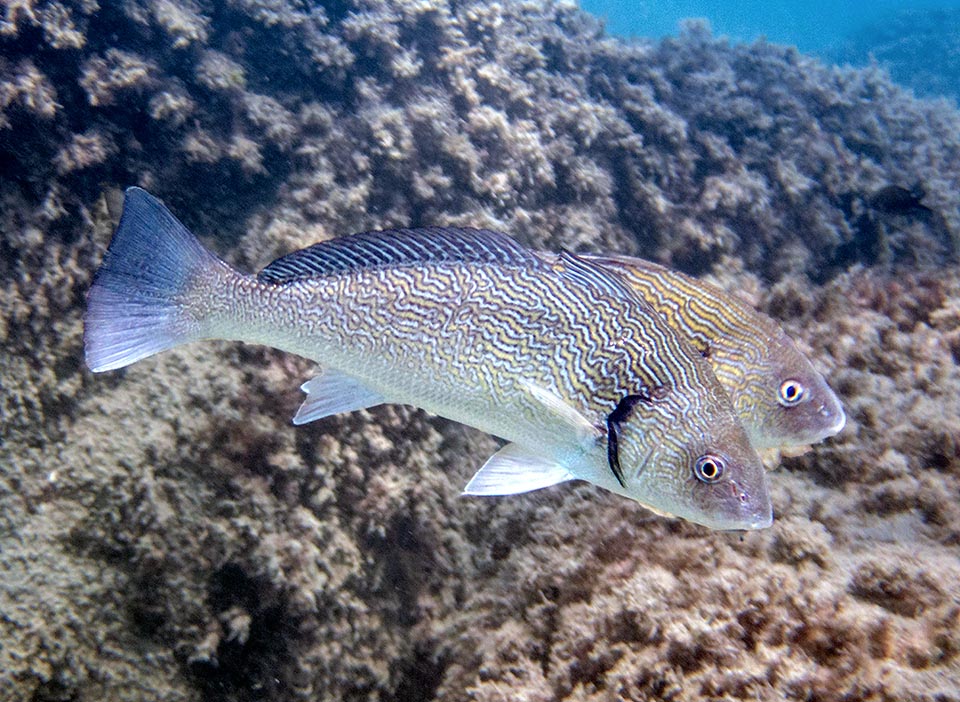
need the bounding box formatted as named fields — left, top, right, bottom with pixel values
left=463, top=443, right=573, bottom=496
left=293, top=370, right=384, bottom=425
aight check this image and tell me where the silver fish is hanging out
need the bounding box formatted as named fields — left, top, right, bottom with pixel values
left=84, top=188, right=772, bottom=530
left=584, top=254, right=846, bottom=451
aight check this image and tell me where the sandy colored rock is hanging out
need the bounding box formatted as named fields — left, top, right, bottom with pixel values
left=2, top=1, right=960, bottom=701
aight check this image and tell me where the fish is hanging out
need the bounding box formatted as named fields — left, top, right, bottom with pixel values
left=84, top=187, right=772, bottom=530
left=583, top=254, right=846, bottom=451
left=866, top=183, right=932, bottom=217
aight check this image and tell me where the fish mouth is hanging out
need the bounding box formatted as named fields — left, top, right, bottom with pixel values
left=695, top=503, right=772, bottom=531
left=799, top=397, right=846, bottom=443
left=742, top=501, right=773, bottom=530
left=730, top=478, right=773, bottom=530
left=692, top=477, right=773, bottom=531
left=822, top=401, right=847, bottom=436
left=785, top=395, right=846, bottom=445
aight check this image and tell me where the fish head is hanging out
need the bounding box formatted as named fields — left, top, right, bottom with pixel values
left=604, top=392, right=773, bottom=531
left=733, top=336, right=846, bottom=449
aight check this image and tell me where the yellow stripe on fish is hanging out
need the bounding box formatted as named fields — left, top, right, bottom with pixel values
left=584, top=254, right=845, bottom=451
left=84, top=188, right=772, bottom=531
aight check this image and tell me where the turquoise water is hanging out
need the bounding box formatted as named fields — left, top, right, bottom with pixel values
left=581, top=0, right=960, bottom=52
left=581, top=0, right=960, bottom=102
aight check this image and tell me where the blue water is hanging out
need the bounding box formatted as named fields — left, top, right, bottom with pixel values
left=581, top=0, right=960, bottom=54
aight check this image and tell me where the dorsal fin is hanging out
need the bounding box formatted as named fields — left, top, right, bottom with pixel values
left=257, top=227, right=535, bottom=284
left=555, top=249, right=637, bottom=300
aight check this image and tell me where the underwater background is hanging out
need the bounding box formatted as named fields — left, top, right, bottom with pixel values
left=1, top=0, right=959, bottom=700
left=584, top=0, right=960, bottom=104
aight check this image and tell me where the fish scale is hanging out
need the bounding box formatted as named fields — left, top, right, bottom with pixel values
left=256, top=261, right=655, bottom=426
left=84, top=188, right=772, bottom=530
left=230, top=257, right=713, bottom=482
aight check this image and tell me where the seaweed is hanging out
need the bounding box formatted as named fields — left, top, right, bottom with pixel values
left=2, top=1, right=960, bottom=700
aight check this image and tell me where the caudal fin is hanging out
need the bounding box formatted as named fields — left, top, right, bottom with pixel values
left=84, top=187, right=226, bottom=372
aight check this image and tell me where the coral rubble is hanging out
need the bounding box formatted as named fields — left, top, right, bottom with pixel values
left=1, top=1, right=959, bottom=700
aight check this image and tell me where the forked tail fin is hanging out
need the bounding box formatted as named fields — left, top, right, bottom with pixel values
left=84, top=187, right=228, bottom=372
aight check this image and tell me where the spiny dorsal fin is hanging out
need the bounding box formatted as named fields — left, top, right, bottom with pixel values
left=555, top=249, right=638, bottom=300
left=258, top=227, right=535, bottom=284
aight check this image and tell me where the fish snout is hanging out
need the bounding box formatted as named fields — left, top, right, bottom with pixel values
left=691, top=449, right=772, bottom=531
left=730, top=477, right=774, bottom=530
left=818, top=396, right=847, bottom=437
left=792, top=390, right=846, bottom=444
left=775, top=378, right=847, bottom=446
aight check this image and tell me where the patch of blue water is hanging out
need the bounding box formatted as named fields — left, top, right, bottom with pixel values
left=580, top=0, right=960, bottom=54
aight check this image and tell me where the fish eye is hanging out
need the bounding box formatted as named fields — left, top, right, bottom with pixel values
left=694, top=454, right=725, bottom=483
left=778, top=379, right=806, bottom=406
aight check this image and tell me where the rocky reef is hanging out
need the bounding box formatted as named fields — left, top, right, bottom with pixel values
left=1, top=1, right=959, bottom=700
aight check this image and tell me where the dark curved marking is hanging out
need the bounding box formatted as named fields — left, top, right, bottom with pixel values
left=606, top=391, right=652, bottom=488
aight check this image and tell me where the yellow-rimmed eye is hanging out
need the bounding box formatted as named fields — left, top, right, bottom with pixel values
left=694, top=454, right=725, bottom=483
left=778, top=379, right=805, bottom=406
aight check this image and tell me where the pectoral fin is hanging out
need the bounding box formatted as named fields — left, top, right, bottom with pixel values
left=463, top=443, right=573, bottom=495
left=517, top=378, right=601, bottom=444
left=293, top=370, right=384, bottom=425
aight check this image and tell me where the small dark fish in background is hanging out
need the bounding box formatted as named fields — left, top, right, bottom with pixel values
left=866, top=183, right=932, bottom=216
left=865, top=182, right=957, bottom=263
left=834, top=181, right=956, bottom=271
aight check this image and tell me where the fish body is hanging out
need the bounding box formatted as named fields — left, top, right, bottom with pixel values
left=866, top=183, right=931, bottom=216
left=85, top=188, right=772, bottom=530
left=584, top=254, right=845, bottom=450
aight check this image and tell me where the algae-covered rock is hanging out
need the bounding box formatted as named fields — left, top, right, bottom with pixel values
left=2, top=1, right=960, bottom=700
